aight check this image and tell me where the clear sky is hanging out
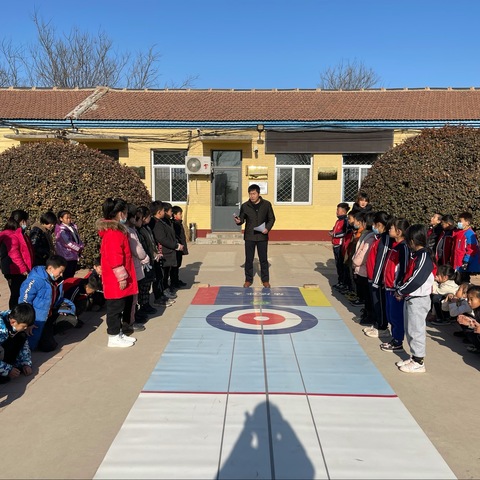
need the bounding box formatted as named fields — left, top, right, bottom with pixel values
left=2, top=0, right=480, bottom=89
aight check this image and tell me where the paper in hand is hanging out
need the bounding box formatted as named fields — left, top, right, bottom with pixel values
left=254, top=222, right=266, bottom=232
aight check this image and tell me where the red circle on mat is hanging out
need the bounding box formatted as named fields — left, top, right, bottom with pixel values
left=237, top=312, right=285, bottom=325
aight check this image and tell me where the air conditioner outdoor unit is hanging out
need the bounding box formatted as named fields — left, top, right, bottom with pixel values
left=185, top=156, right=211, bottom=175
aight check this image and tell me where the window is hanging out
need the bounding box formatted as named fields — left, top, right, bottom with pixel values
left=100, top=149, right=120, bottom=160
left=275, top=154, right=312, bottom=204
left=152, top=150, right=188, bottom=202
left=342, top=154, right=378, bottom=202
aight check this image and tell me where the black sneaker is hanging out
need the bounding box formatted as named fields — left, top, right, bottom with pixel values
left=139, top=304, right=157, bottom=315
left=332, top=283, right=345, bottom=291
left=163, top=289, right=178, bottom=299
left=132, top=323, right=146, bottom=332
left=350, top=299, right=365, bottom=307
left=431, top=318, right=452, bottom=326
left=380, top=341, right=404, bottom=352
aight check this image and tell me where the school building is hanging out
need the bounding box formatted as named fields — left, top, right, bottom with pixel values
left=1, top=87, right=480, bottom=240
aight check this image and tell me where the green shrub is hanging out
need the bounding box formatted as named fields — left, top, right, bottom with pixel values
left=0, top=141, right=152, bottom=267
left=361, top=126, right=480, bottom=225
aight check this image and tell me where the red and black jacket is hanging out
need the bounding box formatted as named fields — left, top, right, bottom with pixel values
left=331, top=215, right=348, bottom=247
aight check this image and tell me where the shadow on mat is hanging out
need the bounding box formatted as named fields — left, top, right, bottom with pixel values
left=217, top=401, right=315, bottom=479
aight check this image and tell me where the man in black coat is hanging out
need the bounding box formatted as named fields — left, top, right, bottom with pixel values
left=234, top=184, right=275, bottom=288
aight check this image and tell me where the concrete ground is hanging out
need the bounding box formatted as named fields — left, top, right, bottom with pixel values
left=0, top=242, right=479, bottom=479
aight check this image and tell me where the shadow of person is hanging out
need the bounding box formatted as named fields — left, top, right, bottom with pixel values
left=59, top=309, right=104, bottom=339
left=180, top=261, right=203, bottom=287
left=217, top=401, right=315, bottom=480
left=0, top=365, right=33, bottom=408
left=314, top=260, right=337, bottom=280
left=426, top=325, right=480, bottom=371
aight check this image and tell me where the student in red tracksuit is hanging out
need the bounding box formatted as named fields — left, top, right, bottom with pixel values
left=450, top=212, right=480, bottom=283
left=380, top=218, right=410, bottom=352
left=395, top=224, right=435, bottom=374
left=329, top=202, right=349, bottom=290
left=363, top=211, right=392, bottom=339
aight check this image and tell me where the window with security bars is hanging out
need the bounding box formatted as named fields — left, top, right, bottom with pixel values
left=152, top=150, right=188, bottom=202
left=342, top=154, right=379, bottom=202
left=275, top=154, right=312, bottom=204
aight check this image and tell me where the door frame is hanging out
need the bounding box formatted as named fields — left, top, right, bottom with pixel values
left=211, top=149, right=243, bottom=232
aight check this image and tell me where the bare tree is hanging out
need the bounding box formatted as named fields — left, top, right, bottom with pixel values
left=0, top=39, right=25, bottom=87
left=0, top=11, right=197, bottom=89
left=319, top=59, right=380, bottom=90
left=29, top=13, right=142, bottom=88
left=164, top=74, right=200, bottom=90
left=126, top=46, right=162, bottom=89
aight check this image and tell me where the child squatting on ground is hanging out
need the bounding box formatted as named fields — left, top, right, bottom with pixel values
left=0, top=303, right=36, bottom=383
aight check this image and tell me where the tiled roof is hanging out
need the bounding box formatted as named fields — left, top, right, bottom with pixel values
left=0, top=88, right=95, bottom=119
left=1, top=87, right=480, bottom=122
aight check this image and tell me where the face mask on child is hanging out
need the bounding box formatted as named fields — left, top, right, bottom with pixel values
left=372, top=227, right=379, bottom=235
left=457, top=222, right=464, bottom=230
left=119, top=218, right=127, bottom=224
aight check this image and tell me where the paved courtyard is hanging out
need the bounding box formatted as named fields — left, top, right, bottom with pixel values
left=0, top=242, right=479, bottom=479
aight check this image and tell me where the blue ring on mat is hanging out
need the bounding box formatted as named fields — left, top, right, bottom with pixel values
left=206, top=305, right=318, bottom=335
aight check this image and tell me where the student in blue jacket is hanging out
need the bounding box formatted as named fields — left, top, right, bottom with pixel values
left=19, top=255, right=75, bottom=352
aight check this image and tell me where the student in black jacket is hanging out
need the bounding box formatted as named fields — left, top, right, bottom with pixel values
left=427, top=212, right=443, bottom=252
left=170, top=206, right=189, bottom=288
left=29, top=211, right=57, bottom=266
left=153, top=202, right=183, bottom=298
left=349, top=191, right=373, bottom=216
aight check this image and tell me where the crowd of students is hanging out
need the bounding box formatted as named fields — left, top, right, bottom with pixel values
left=5, top=190, right=480, bottom=382
left=0, top=199, right=189, bottom=383
left=330, top=192, right=480, bottom=374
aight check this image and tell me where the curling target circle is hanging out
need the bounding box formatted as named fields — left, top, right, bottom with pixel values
left=206, top=306, right=318, bottom=335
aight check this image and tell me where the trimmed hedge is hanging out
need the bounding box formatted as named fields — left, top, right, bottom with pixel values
left=0, top=141, right=152, bottom=267
left=361, top=126, right=480, bottom=225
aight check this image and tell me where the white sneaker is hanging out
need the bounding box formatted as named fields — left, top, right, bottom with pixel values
left=395, top=357, right=412, bottom=367
left=108, top=334, right=134, bottom=348
left=364, top=328, right=389, bottom=338
left=399, top=359, right=426, bottom=373
left=362, top=326, right=375, bottom=333
left=120, top=333, right=136, bottom=343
